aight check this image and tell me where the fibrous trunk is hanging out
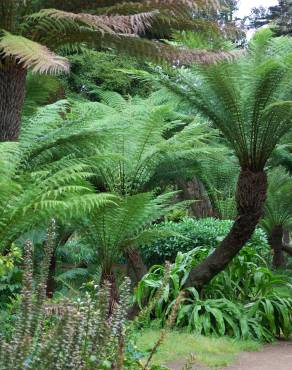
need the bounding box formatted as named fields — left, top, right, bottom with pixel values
left=282, top=229, right=292, bottom=257
left=177, top=177, right=214, bottom=218
left=283, top=244, right=292, bottom=257
left=269, top=225, right=286, bottom=269
left=186, top=170, right=267, bottom=289
left=124, top=247, right=147, bottom=288
left=100, top=268, right=119, bottom=315
left=125, top=248, right=148, bottom=319
left=0, top=63, right=26, bottom=141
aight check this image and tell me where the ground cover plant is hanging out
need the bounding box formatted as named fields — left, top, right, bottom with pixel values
left=136, top=228, right=292, bottom=341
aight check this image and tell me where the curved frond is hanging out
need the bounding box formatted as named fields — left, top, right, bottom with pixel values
left=40, top=0, right=220, bottom=14
left=261, top=167, right=292, bottom=231
left=0, top=32, right=69, bottom=73
left=152, top=32, right=292, bottom=169
left=84, top=90, right=217, bottom=196
left=24, top=8, right=158, bottom=40
left=81, top=191, right=184, bottom=268
left=103, top=32, right=242, bottom=65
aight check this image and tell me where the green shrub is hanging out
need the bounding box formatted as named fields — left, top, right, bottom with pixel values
left=140, top=217, right=269, bottom=266
left=136, top=246, right=292, bottom=341
left=246, top=294, right=292, bottom=338
left=176, top=292, right=274, bottom=342
left=63, top=50, right=152, bottom=98
left=0, top=245, right=22, bottom=309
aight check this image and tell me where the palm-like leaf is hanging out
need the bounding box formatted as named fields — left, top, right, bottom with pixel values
left=25, top=8, right=159, bottom=37
left=0, top=32, right=69, bottom=73
left=85, top=90, right=218, bottom=195
left=40, top=0, right=220, bottom=14
left=0, top=101, right=118, bottom=249
left=261, top=167, right=292, bottom=233
left=10, top=0, right=236, bottom=71
left=153, top=30, right=292, bottom=170
left=81, top=191, right=185, bottom=271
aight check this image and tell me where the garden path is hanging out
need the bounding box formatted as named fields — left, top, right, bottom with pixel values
left=167, top=341, right=292, bottom=370
left=219, top=341, right=292, bottom=370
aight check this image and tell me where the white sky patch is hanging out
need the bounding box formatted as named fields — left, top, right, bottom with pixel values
left=236, top=0, right=279, bottom=18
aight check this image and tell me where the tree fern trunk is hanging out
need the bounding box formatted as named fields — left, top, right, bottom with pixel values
left=283, top=244, right=292, bottom=257
left=125, top=248, right=148, bottom=319
left=0, top=64, right=26, bottom=141
left=269, top=225, right=286, bottom=269
left=100, top=268, right=119, bottom=315
left=177, top=177, right=214, bottom=218
left=124, top=247, right=147, bottom=287
left=186, top=170, right=267, bottom=289
left=283, top=229, right=292, bottom=257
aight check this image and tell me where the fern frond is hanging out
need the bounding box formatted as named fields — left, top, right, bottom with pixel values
left=261, top=167, right=292, bottom=232
left=153, top=31, right=292, bottom=170
left=41, top=0, right=220, bottom=14
left=0, top=31, right=69, bottom=73
left=81, top=191, right=184, bottom=269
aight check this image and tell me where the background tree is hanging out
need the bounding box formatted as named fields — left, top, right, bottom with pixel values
left=248, top=1, right=292, bottom=36
left=268, top=0, right=292, bottom=36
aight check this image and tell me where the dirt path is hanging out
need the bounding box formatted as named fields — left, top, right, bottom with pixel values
left=220, top=341, right=292, bottom=370
left=167, top=341, right=292, bottom=370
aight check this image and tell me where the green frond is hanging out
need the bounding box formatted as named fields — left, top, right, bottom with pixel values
left=23, top=73, right=62, bottom=116
left=81, top=191, right=183, bottom=269
left=261, top=167, right=292, bottom=232
left=0, top=31, right=69, bottom=73
left=153, top=33, right=292, bottom=170
left=41, top=0, right=220, bottom=14
left=123, top=228, right=188, bottom=248
left=0, top=99, right=123, bottom=249
left=83, top=90, right=217, bottom=195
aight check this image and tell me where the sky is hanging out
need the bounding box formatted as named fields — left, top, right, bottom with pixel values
left=236, top=0, right=279, bottom=18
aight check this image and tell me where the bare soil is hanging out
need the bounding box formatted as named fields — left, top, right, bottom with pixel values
left=220, top=341, right=292, bottom=370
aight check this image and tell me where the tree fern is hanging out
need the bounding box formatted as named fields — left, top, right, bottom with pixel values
left=146, top=29, right=292, bottom=289
left=87, top=90, right=220, bottom=196
left=0, top=101, right=116, bottom=250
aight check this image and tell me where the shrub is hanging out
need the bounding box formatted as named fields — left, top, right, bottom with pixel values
left=0, top=245, right=22, bottom=309
left=63, top=50, right=152, bottom=98
left=136, top=246, right=292, bottom=341
left=140, top=217, right=269, bottom=266
left=176, top=292, right=274, bottom=342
